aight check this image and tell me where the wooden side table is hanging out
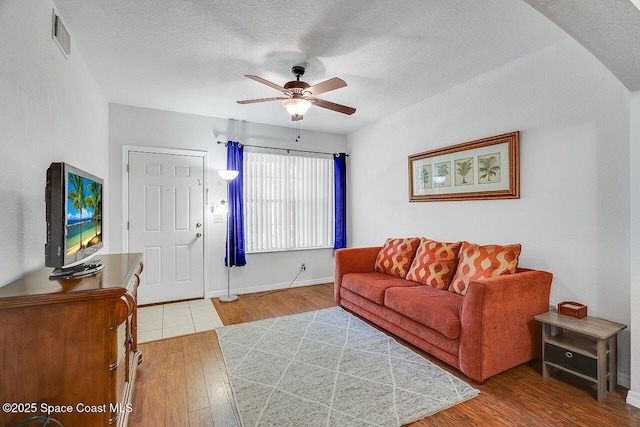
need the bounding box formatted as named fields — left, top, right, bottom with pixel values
left=534, top=311, right=626, bottom=402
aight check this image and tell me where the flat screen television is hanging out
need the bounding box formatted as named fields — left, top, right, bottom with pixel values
left=45, top=162, right=104, bottom=279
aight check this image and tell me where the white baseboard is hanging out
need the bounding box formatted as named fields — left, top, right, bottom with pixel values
left=207, top=277, right=333, bottom=298
left=627, top=390, right=640, bottom=408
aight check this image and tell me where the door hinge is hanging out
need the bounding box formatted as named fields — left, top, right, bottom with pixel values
left=126, top=164, right=129, bottom=173
left=126, top=221, right=129, bottom=230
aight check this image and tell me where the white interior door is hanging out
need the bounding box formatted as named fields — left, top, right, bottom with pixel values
left=128, top=150, right=205, bottom=304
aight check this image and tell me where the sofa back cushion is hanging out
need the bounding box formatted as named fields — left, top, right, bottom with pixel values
left=406, top=238, right=462, bottom=289
left=374, top=238, right=420, bottom=279
left=448, top=241, right=521, bottom=295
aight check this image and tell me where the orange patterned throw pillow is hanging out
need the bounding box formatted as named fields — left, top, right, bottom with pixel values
left=374, top=238, right=420, bottom=279
left=406, top=238, right=462, bottom=289
left=448, top=241, right=521, bottom=295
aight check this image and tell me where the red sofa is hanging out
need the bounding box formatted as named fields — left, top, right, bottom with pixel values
left=334, top=244, right=553, bottom=383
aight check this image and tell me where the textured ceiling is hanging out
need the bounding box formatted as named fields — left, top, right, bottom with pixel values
left=50, top=0, right=634, bottom=135
left=524, top=0, right=640, bottom=91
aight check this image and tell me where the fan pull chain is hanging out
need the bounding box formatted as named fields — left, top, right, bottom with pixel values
left=295, top=121, right=301, bottom=142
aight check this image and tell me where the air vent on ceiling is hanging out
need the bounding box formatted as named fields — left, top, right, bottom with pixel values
left=51, top=10, right=71, bottom=58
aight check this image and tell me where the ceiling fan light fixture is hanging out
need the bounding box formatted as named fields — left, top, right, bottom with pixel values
left=238, top=67, right=355, bottom=121
left=282, top=98, right=312, bottom=117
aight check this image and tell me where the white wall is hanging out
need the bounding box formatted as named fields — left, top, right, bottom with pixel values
left=347, top=38, right=632, bottom=385
left=108, top=104, right=347, bottom=298
left=0, top=0, right=109, bottom=286
left=629, top=90, right=640, bottom=407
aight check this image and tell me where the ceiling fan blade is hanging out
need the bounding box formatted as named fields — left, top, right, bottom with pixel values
left=245, top=75, right=287, bottom=93
left=237, top=97, right=287, bottom=104
left=310, top=98, right=356, bottom=115
left=306, top=77, right=347, bottom=96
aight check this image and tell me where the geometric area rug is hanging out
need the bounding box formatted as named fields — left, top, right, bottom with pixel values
left=215, top=307, right=479, bottom=426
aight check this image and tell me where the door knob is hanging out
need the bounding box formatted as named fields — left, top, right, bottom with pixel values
left=196, top=223, right=202, bottom=228
left=196, top=233, right=202, bottom=238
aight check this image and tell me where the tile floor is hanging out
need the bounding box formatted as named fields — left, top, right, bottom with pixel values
left=137, top=299, right=224, bottom=343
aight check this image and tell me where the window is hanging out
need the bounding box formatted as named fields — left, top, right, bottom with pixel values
left=244, top=152, right=334, bottom=252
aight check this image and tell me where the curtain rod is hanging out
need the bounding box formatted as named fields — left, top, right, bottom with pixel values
left=216, top=141, right=348, bottom=157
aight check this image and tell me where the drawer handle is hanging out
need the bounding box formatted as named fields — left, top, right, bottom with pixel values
left=565, top=351, right=573, bottom=358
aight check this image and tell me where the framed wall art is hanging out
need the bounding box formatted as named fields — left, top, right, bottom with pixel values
left=408, top=131, right=519, bottom=201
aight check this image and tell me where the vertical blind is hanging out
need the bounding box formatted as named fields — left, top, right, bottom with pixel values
left=244, top=152, right=334, bottom=252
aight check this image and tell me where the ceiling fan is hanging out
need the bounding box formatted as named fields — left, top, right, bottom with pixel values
left=237, top=66, right=356, bottom=121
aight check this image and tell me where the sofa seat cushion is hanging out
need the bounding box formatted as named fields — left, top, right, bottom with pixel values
left=384, top=286, right=463, bottom=339
left=341, top=272, right=418, bottom=305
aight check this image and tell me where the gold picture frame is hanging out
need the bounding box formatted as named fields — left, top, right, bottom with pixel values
left=408, top=131, right=519, bottom=201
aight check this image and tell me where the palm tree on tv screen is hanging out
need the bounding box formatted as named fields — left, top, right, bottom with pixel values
left=86, top=181, right=102, bottom=240
left=68, top=173, right=87, bottom=248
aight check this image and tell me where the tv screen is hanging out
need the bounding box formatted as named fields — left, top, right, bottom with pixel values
left=66, top=169, right=102, bottom=257
left=45, top=162, right=104, bottom=275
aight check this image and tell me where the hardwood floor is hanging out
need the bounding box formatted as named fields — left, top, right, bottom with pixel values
left=130, top=284, right=640, bottom=426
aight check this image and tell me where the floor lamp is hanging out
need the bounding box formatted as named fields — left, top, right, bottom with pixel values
left=218, top=169, right=239, bottom=302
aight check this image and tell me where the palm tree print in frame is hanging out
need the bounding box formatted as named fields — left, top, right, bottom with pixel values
left=478, top=153, right=501, bottom=184
left=455, top=157, right=474, bottom=186
left=434, top=161, right=451, bottom=187
left=417, top=164, right=432, bottom=190
left=407, top=131, right=519, bottom=201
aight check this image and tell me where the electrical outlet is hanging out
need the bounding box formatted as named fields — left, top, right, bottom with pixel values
left=301, top=263, right=306, bottom=271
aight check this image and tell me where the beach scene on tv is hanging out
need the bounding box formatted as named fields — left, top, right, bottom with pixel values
left=66, top=172, right=102, bottom=256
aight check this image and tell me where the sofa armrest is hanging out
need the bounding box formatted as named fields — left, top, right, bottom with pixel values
left=334, top=246, right=381, bottom=303
left=458, top=269, right=553, bottom=382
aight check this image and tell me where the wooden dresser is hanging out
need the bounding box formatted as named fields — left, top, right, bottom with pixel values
left=0, top=253, right=143, bottom=427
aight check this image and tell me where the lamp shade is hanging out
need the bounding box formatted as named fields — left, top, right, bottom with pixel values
left=282, top=98, right=312, bottom=117
left=218, top=169, right=239, bottom=181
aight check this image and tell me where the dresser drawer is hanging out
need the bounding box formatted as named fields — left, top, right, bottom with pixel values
left=545, top=343, right=597, bottom=378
